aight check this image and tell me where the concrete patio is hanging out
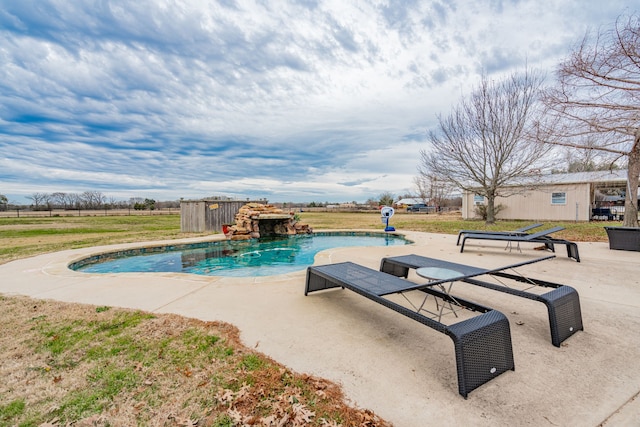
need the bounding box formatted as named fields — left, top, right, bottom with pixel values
left=1, top=230, right=639, bottom=426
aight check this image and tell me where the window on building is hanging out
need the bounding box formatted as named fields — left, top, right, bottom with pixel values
left=551, top=192, right=566, bottom=205
left=473, top=195, right=485, bottom=205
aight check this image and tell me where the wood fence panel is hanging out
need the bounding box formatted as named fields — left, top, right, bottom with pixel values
left=180, top=200, right=263, bottom=233
left=180, top=201, right=205, bottom=232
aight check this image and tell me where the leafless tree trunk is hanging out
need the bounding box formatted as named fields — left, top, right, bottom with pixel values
left=413, top=175, right=455, bottom=209
left=81, top=191, right=106, bottom=209
left=542, top=14, right=640, bottom=227
left=412, top=176, right=429, bottom=204
left=627, top=130, right=640, bottom=225
left=419, top=69, right=551, bottom=224
left=28, top=193, right=49, bottom=210
left=50, top=192, right=68, bottom=209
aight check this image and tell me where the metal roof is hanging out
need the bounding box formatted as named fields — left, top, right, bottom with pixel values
left=534, top=170, right=628, bottom=185
left=493, top=169, right=628, bottom=187
left=396, top=198, right=423, bottom=205
left=465, top=169, right=632, bottom=192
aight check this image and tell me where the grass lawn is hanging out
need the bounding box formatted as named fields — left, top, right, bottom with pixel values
left=0, top=215, right=203, bottom=265
left=0, top=211, right=611, bottom=266
left=0, top=211, right=614, bottom=426
left=299, top=211, right=611, bottom=243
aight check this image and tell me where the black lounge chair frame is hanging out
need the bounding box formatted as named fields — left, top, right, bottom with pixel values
left=380, top=254, right=583, bottom=347
left=458, top=226, right=581, bottom=262
left=456, top=223, right=544, bottom=245
left=305, top=262, right=515, bottom=398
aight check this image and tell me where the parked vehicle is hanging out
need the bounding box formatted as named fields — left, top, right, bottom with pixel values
left=407, top=204, right=434, bottom=213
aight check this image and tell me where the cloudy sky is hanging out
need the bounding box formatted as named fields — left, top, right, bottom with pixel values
left=0, top=0, right=632, bottom=205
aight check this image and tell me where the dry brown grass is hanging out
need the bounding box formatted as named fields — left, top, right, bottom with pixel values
left=0, top=295, right=391, bottom=427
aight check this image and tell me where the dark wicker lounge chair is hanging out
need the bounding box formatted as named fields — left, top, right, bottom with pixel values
left=604, top=226, right=640, bottom=251
left=380, top=254, right=583, bottom=347
left=305, top=262, right=514, bottom=398
left=456, top=223, right=544, bottom=245
left=458, top=226, right=580, bottom=262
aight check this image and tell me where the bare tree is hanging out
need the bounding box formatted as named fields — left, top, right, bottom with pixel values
left=542, top=13, right=640, bottom=226
left=106, top=196, right=119, bottom=209
left=413, top=175, right=455, bottom=209
left=80, top=191, right=106, bottom=209
left=552, top=135, right=621, bottom=173
left=28, top=193, right=50, bottom=210
left=412, top=176, right=430, bottom=204
left=50, top=192, right=68, bottom=209
left=419, top=69, right=551, bottom=224
left=67, top=193, right=81, bottom=209
left=562, top=143, right=623, bottom=173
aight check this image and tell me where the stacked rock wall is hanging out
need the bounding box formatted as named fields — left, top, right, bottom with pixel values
left=225, top=203, right=313, bottom=240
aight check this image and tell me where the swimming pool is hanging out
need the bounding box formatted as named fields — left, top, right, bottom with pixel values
left=70, top=232, right=411, bottom=277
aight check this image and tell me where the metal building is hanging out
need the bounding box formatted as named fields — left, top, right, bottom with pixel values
left=461, top=170, right=636, bottom=222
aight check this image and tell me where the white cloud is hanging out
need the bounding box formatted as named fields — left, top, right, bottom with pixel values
left=0, top=0, right=631, bottom=204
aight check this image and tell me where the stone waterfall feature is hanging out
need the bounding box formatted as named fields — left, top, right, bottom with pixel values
left=224, top=203, right=313, bottom=240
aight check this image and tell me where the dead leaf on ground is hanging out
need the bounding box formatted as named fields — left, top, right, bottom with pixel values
left=175, top=417, right=198, bottom=426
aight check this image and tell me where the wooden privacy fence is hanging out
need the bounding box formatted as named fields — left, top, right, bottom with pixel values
left=180, top=200, right=265, bottom=233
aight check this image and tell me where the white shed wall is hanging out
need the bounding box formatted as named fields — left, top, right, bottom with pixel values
left=462, top=183, right=592, bottom=221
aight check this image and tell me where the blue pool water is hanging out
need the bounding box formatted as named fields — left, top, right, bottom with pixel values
left=70, top=232, right=411, bottom=277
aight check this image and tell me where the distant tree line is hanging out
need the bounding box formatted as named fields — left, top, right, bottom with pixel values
left=0, top=191, right=180, bottom=211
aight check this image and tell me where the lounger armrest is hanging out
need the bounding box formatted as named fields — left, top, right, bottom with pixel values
left=540, top=286, right=583, bottom=347
left=305, top=267, right=343, bottom=295
left=380, top=257, right=410, bottom=278
left=446, top=310, right=515, bottom=398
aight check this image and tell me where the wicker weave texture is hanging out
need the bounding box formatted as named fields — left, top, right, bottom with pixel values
left=305, top=262, right=515, bottom=398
